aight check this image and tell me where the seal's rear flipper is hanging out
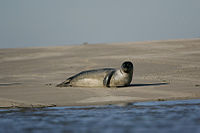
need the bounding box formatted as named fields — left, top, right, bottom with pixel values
left=56, top=79, right=71, bottom=87
left=56, top=82, right=69, bottom=87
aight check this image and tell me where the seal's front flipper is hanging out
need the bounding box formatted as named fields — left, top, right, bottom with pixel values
left=103, top=71, right=115, bottom=87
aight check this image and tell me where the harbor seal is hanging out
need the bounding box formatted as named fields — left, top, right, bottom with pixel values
left=56, top=61, right=133, bottom=87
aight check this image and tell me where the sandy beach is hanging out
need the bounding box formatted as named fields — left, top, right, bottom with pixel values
left=0, top=39, right=200, bottom=108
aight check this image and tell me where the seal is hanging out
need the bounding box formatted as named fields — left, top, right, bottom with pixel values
left=56, top=61, right=133, bottom=87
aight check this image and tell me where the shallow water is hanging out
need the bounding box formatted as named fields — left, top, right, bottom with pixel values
left=1, top=99, right=200, bottom=133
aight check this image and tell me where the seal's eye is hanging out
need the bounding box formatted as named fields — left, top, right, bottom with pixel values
left=122, top=63, right=127, bottom=68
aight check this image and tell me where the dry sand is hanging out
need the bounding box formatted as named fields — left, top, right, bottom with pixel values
left=0, top=39, right=200, bottom=108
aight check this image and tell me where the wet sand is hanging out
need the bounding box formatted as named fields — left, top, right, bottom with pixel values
left=0, top=39, right=200, bottom=108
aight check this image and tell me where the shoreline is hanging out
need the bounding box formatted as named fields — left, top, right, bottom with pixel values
left=1, top=97, right=200, bottom=109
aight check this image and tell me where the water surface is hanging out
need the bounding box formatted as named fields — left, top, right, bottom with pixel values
left=0, top=99, right=200, bottom=133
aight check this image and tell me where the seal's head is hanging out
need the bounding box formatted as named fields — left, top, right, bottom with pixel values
left=121, top=61, right=133, bottom=73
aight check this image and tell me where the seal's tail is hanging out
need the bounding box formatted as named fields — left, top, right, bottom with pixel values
left=56, top=79, right=71, bottom=87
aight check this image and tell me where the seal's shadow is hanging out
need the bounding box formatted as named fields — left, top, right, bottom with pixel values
left=126, top=82, right=169, bottom=87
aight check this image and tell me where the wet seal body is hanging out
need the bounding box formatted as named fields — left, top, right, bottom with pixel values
left=56, top=61, right=133, bottom=87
